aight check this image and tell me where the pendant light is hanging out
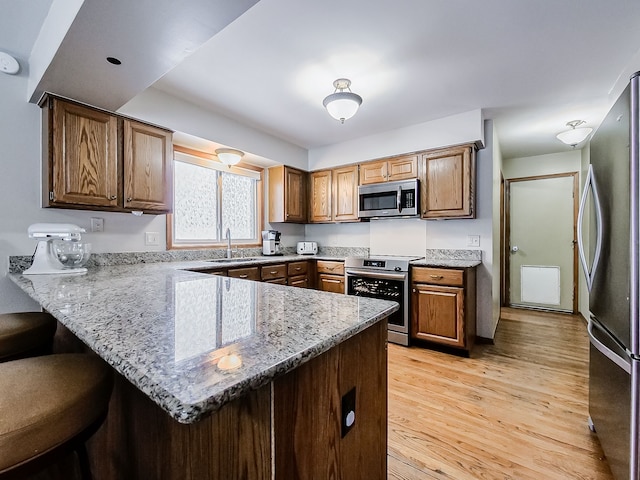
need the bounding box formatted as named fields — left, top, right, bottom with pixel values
left=556, top=120, right=593, bottom=147
left=323, top=78, right=363, bottom=124
left=215, top=148, right=244, bottom=166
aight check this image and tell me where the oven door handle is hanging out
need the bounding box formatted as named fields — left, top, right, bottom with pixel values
left=345, top=268, right=407, bottom=281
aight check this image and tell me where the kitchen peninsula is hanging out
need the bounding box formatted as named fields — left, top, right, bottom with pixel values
left=9, top=260, right=397, bottom=479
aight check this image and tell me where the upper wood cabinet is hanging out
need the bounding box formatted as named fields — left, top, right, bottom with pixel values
left=359, top=154, right=418, bottom=185
left=43, top=96, right=173, bottom=214
left=309, top=165, right=359, bottom=223
left=420, top=144, right=476, bottom=219
left=123, top=120, right=172, bottom=212
left=309, top=170, right=332, bottom=222
left=332, top=165, right=359, bottom=222
left=268, top=165, right=307, bottom=223
left=48, top=98, right=120, bottom=208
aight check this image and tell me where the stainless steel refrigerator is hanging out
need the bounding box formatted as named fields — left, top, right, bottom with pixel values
left=578, top=71, right=640, bottom=480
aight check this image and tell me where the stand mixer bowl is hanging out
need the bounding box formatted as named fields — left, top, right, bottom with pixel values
left=51, top=240, right=92, bottom=269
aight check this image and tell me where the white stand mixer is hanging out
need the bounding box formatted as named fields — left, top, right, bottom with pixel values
left=23, top=223, right=89, bottom=275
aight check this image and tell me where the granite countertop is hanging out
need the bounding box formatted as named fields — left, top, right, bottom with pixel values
left=8, top=261, right=397, bottom=424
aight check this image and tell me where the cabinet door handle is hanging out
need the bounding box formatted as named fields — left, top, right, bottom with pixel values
left=109, top=195, right=117, bottom=200
left=239, top=274, right=248, bottom=279
left=127, top=197, right=132, bottom=202
left=295, top=267, right=302, bottom=271
left=269, top=271, right=278, bottom=275
left=324, top=278, right=341, bottom=284
left=430, top=275, right=444, bottom=279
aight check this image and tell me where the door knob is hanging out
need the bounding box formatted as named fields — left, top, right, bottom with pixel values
left=511, top=246, right=519, bottom=253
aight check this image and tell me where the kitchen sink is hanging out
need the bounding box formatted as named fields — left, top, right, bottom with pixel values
left=206, top=257, right=258, bottom=263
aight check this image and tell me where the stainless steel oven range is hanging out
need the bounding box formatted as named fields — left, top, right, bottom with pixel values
left=344, top=255, right=423, bottom=346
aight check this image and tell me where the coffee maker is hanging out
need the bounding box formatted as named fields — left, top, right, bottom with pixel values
left=262, top=230, right=281, bottom=256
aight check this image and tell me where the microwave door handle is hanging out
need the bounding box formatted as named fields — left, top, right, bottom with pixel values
left=397, top=185, right=402, bottom=213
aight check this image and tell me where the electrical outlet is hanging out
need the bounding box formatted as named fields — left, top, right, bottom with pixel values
left=90, top=217, right=104, bottom=232
left=467, top=235, right=480, bottom=247
left=145, top=232, right=160, bottom=246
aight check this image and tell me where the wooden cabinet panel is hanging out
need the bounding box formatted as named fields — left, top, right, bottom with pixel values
left=412, top=284, right=464, bottom=347
left=227, top=266, right=260, bottom=281
left=318, top=274, right=345, bottom=294
left=411, top=267, right=464, bottom=287
left=359, top=155, right=417, bottom=185
left=387, top=154, right=418, bottom=182
left=268, top=165, right=307, bottom=223
left=49, top=98, right=119, bottom=207
left=359, top=160, right=387, bottom=185
left=309, top=170, right=332, bottom=222
left=316, top=261, right=344, bottom=276
left=287, top=261, right=309, bottom=276
left=411, top=266, right=476, bottom=352
left=288, top=275, right=310, bottom=288
left=421, top=144, right=475, bottom=219
left=332, top=165, right=359, bottom=222
left=273, top=321, right=387, bottom=480
left=123, top=120, right=172, bottom=212
left=261, top=264, right=287, bottom=281
left=265, top=278, right=287, bottom=285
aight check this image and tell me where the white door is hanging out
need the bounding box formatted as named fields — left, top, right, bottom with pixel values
left=507, top=174, right=577, bottom=312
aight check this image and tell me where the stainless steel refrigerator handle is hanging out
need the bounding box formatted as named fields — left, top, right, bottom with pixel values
left=397, top=185, right=402, bottom=213
left=588, top=318, right=631, bottom=374
left=577, top=165, right=604, bottom=291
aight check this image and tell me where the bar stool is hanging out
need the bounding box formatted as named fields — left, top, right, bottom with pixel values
left=0, top=312, right=57, bottom=361
left=0, top=353, right=113, bottom=479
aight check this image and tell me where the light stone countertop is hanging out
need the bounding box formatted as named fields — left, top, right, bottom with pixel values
left=8, top=260, right=397, bottom=424
left=411, top=258, right=482, bottom=268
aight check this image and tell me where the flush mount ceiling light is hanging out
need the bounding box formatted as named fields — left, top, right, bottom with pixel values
left=0, top=51, right=20, bottom=75
left=556, top=120, right=593, bottom=147
left=322, top=78, right=363, bottom=124
left=215, top=148, right=244, bottom=166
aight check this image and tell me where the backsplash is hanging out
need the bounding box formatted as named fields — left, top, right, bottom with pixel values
left=8, top=245, right=370, bottom=273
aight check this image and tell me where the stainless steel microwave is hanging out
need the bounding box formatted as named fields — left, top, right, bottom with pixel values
left=358, top=179, right=420, bottom=219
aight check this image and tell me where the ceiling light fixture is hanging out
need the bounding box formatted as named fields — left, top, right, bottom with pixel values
left=323, top=78, right=363, bottom=124
left=215, top=148, right=244, bottom=166
left=0, top=51, right=20, bottom=75
left=556, top=120, right=593, bottom=147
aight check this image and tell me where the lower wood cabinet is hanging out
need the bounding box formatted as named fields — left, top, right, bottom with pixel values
left=316, top=261, right=345, bottom=294
left=261, top=263, right=287, bottom=282
left=227, top=266, right=260, bottom=281
left=287, top=261, right=311, bottom=288
left=411, top=266, right=476, bottom=352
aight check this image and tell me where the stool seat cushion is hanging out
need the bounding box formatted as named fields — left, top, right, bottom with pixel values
left=0, top=312, right=57, bottom=359
left=0, top=354, right=112, bottom=472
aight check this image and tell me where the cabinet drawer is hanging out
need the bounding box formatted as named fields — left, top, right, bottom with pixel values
left=317, top=274, right=345, bottom=294
left=287, top=261, right=309, bottom=276
left=227, top=266, right=260, bottom=281
left=412, top=267, right=464, bottom=287
left=265, top=278, right=287, bottom=285
left=316, top=261, right=344, bottom=275
left=288, top=274, right=310, bottom=288
left=261, top=264, right=287, bottom=281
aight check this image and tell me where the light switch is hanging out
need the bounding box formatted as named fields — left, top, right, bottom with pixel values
left=467, top=235, right=480, bottom=247
left=145, top=232, right=160, bottom=246
left=90, top=217, right=104, bottom=232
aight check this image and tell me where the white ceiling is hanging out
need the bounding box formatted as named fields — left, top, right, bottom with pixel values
left=5, top=0, right=640, bottom=160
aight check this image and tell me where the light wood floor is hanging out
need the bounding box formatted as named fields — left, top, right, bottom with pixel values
left=387, top=307, right=615, bottom=480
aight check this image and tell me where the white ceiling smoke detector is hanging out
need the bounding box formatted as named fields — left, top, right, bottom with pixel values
left=0, top=52, right=20, bottom=75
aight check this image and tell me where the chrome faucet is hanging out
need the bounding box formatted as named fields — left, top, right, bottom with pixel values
left=225, top=228, right=232, bottom=259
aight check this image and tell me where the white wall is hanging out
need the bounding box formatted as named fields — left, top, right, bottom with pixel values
left=491, top=122, right=504, bottom=338
left=503, top=150, right=581, bottom=179
left=305, top=115, right=496, bottom=339
left=309, top=109, right=484, bottom=170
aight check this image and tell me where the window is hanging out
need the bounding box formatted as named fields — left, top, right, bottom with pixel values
left=169, top=147, right=263, bottom=248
